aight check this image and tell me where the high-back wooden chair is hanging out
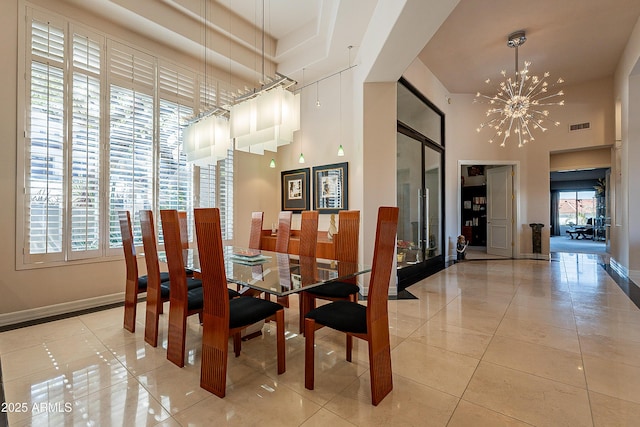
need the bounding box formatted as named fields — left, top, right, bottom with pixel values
left=160, top=209, right=206, bottom=367
left=249, top=211, right=264, bottom=250
left=298, top=211, right=319, bottom=257
left=297, top=210, right=319, bottom=332
left=119, top=210, right=169, bottom=333
left=140, top=210, right=172, bottom=347
left=275, top=211, right=292, bottom=252
left=304, top=206, right=398, bottom=406
left=194, top=208, right=286, bottom=398
left=274, top=211, right=292, bottom=305
left=301, top=211, right=360, bottom=332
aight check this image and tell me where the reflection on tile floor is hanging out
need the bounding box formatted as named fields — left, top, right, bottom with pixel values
left=3, top=253, right=640, bottom=425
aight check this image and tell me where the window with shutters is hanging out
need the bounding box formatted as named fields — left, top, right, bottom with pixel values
left=19, top=5, right=234, bottom=268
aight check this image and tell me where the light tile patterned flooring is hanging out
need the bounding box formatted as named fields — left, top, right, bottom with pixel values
left=2, top=253, right=640, bottom=426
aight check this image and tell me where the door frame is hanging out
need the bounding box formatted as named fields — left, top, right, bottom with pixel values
left=458, top=160, right=520, bottom=259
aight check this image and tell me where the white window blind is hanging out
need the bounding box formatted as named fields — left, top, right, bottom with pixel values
left=158, top=99, right=194, bottom=243
left=20, top=6, right=234, bottom=267
left=69, top=30, right=102, bottom=258
left=107, top=41, right=155, bottom=249
left=108, top=86, right=154, bottom=248
left=25, top=14, right=65, bottom=262
left=219, top=150, right=234, bottom=240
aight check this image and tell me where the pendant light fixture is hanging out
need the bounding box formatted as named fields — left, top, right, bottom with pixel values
left=229, top=0, right=300, bottom=155
left=475, top=31, right=564, bottom=147
left=182, top=0, right=231, bottom=165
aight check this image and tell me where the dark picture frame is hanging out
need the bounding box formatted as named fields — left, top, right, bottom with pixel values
left=281, top=168, right=310, bottom=212
left=312, top=162, right=348, bottom=213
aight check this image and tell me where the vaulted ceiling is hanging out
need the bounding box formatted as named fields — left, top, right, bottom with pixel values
left=60, top=0, right=640, bottom=94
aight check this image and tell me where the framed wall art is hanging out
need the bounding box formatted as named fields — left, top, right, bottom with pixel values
left=281, top=168, right=310, bottom=212
left=312, top=162, right=348, bottom=213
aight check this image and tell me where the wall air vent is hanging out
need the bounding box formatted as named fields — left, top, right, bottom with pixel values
left=569, top=122, right=590, bottom=131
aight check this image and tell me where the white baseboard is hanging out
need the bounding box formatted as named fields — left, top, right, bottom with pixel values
left=0, top=292, right=125, bottom=328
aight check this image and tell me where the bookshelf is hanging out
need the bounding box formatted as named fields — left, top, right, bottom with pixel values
left=462, top=185, right=487, bottom=246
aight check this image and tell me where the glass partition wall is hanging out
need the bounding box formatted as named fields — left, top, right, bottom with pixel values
left=396, top=79, right=445, bottom=290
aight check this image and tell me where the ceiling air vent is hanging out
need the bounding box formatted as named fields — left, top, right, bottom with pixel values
left=569, top=122, right=590, bottom=131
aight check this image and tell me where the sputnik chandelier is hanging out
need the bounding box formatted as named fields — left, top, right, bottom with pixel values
left=475, top=30, right=565, bottom=147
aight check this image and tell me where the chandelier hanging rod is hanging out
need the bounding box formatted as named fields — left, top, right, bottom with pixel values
left=182, top=106, right=229, bottom=128
left=232, top=72, right=297, bottom=104
left=294, top=63, right=358, bottom=93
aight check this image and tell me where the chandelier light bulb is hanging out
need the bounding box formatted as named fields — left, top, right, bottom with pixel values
left=474, top=31, right=564, bottom=148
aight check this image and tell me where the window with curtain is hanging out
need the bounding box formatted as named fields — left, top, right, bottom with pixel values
left=20, top=5, right=233, bottom=267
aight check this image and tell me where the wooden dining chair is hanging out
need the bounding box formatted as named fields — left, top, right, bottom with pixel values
left=140, top=210, right=203, bottom=347
left=274, top=211, right=292, bottom=305
left=160, top=209, right=237, bottom=367
left=297, top=210, right=319, bottom=332
left=194, top=207, right=286, bottom=398
left=304, top=206, right=399, bottom=406
left=119, top=210, right=170, bottom=333
left=249, top=211, right=264, bottom=250
left=301, top=211, right=360, bottom=326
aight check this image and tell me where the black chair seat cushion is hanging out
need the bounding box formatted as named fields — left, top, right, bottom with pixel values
left=229, top=297, right=282, bottom=329
left=305, top=300, right=367, bottom=334
left=138, top=272, right=170, bottom=290
left=307, top=281, right=359, bottom=299
left=187, top=286, right=204, bottom=311
left=159, top=278, right=203, bottom=299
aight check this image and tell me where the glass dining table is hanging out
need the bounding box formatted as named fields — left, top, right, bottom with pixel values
left=160, top=246, right=370, bottom=297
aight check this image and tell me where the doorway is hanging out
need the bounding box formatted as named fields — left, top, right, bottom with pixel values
left=549, top=167, right=609, bottom=255
left=459, top=162, right=518, bottom=260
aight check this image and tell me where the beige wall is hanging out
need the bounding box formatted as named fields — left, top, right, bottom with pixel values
left=550, top=147, right=612, bottom=171
left=403, top=56, right=616, bottom=259
left=614, top=14, right=640, bottom=278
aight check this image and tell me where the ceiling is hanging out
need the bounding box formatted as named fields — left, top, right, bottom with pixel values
left=419, top=0, right=640, bottom=94
left=219, top=0, right=640, bottom=94
left=59, top=0, right=640, bottom=93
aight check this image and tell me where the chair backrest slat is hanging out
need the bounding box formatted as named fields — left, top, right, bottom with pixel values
left=160, top=210, right=188, bottom=302
left=275, top=211, right=292, bottom=253
left=299, top=211, right=319, bottom=258
left=178, top=211, right=189, bottom=250
left=249, top=212, right=264, bottom=250
left=140, top=210, right=161, bottom=287
left=336, top=210, right=360, bottom=262
left=118, top=211, right=138, bottom=282
left=366, top=207, right=399, bottom=324
left=194, top=208, right=230, bottom=320
left=335, top=210, right=360, bottom=283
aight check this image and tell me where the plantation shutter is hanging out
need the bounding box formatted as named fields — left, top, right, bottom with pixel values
left=25, top=12, right=66, bottom=262
left=68, top=28, right=103, bottom=259
left=158, top=63, right=196, bottom=243
left=107, top=42, right=155, bottom=249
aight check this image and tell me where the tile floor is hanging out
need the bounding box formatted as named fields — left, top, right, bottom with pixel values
left=2, top=253, right=640, bottom=426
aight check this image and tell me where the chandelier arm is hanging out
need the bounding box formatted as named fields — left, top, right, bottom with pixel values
left=530, top=93, right=564, bottom=103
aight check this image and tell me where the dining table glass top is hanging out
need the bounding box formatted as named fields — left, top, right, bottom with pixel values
left=159, top=246, right=370, bottom=297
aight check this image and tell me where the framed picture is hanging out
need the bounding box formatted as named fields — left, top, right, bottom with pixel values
left=312, top=162, right=348, bottom=213
left=281, top=168, right=310, bottom=212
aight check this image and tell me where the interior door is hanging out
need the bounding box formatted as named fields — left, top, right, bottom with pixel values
left=486, top=165, right=513, bottom=257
